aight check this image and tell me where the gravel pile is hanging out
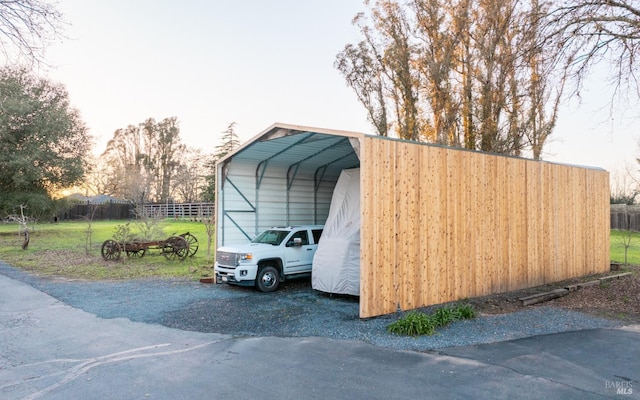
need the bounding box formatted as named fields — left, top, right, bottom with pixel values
left=0, top=261, right=624, bottom=351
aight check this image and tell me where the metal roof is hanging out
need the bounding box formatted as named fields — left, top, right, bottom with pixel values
left=218, top=122, right=607, bottom=177
left=218, top=123, right=363, bottom=181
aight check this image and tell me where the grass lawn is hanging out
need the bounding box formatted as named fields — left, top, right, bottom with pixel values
left=610, top=229, right=640, bottom=265
left=0, top=219, right=215, bottom=280
left=0, top=220, right=638, bottom=281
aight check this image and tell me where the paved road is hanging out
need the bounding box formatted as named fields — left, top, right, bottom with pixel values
left=1, top=273, right=638, bottom=399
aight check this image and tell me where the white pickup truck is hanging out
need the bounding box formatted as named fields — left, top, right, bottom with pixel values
left=214, top=225, right=324, bottom=292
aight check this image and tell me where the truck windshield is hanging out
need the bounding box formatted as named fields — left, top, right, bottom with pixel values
left=251, top=230, right=290, bottom=245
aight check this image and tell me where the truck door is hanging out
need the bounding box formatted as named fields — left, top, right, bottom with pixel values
left=284, top=229, right=316, bottom=273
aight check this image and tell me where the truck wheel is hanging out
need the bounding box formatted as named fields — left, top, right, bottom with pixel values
left=256, top=266, right=280, bottom=292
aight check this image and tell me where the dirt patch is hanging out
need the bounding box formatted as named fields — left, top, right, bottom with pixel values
left=468, top=265, right=640, bottom=323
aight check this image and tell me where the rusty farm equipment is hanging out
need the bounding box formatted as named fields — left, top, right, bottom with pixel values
left=101, top=232, right=198, bottom=261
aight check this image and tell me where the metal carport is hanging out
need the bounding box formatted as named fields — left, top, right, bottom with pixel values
left=215, top=123, right=362, bottom=246
left=215, top=122, right=610, bottom=318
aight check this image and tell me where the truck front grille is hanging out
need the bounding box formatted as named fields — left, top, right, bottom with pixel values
left=216, top=251, right=238, bottom=267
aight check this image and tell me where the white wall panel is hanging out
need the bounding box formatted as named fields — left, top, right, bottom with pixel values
left=216, top=127, right=360, bottom=248
left=218, top=163, right=257, bottom=246
left=219, top=161, right=344, bottom=246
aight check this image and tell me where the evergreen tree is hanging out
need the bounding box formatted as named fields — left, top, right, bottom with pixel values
left=202, top=122, right=239, bottom=202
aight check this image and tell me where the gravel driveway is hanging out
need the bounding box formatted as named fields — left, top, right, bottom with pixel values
left=0, top=261, right=624, bottom=352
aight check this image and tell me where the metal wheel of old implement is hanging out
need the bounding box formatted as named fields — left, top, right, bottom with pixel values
left=162, top=236, right=189, bottom=260
left=126, top=248, right=146, bottom=258
left=101, top=239, right=122, bottom=261
left=181, top=232, right=199, bottom=257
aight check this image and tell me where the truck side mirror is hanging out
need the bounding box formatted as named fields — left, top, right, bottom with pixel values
left=288, top=237, right=303, bottom=247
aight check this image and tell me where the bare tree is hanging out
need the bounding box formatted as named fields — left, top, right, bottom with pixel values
left=101, top=117, right=186, bottom=203
left=141, top=117, right=185, bottom=203
left=173, top=148, right=208, bottom=202
left=373, top=1, right=423, bottom=140
left=82, top=203, right=99, bottom=256
left=0, top=0, right=66, bottom=66
left=337, top=0, right=568, bottom=158
left=9, top=204, right=30, bottom=250
left=473, top=0, right=515, bottom=152
left=337, top=2, right=423, bottom=140
left=543, top=0, right=640, bottom=99
left=201, top=212, right=215, bottom=260
left=413, top=0, right=466, bottom=145
left=101, top=125, right=147, bottom=203
left=615, top=211, right=635, bottom=266
left=335, top=39, right=390, bottom=136
left=610, top=159, right=640, bottom=205
left=112, top=222, right=132, bottom=264
left=132, top=205, right=165, bottom=240
left=81, top=155, right=112, bottom=198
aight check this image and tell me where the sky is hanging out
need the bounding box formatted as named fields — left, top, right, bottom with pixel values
left=43, top=0, right=640, bottom=181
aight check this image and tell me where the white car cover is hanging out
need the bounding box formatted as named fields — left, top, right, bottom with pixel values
left=312, top=168, right=360, bottom=296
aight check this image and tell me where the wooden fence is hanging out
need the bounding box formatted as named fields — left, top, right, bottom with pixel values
left=60, top=202, right=214, bottom=221
left=359, top=137, right=610, bottom=318
left=59, top=201, right=133, bottom=221
left=610, top=204, right=640, bottom=231
left=140, top=203, right=214, bottom=220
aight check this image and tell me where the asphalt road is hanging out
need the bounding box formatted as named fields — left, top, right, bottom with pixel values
left=1, top=273, right=639, bottom=399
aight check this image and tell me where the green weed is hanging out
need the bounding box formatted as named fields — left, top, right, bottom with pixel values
left=454, top=302, right=477, bottom=319
left=387, top=311, right=436, bottom=336
left=387, top=302, right=477, bottom=336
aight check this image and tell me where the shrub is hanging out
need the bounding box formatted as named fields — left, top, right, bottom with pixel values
left=455, top=302, right=477, bottom=319
left=387, top=311, right=436, bottom=336
left=387, top=302, right=477, bottom=336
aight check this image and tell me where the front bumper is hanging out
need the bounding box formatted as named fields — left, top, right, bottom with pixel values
left=214, top=262, right=258, bottom=286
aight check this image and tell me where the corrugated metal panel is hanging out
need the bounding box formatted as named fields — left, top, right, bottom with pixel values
left=217, top=163, right=257, bottom=245
left=217, top=124, right=362, bottom=246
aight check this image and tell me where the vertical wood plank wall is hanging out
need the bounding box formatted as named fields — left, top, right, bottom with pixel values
left=360, top=137, right=610, bottom=318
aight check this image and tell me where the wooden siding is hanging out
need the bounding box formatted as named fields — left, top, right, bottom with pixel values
left=360, top=137, right=610, bottom=318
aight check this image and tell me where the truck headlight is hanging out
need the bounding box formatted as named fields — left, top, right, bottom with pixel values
left=240, top=253, right=252, bottom=261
